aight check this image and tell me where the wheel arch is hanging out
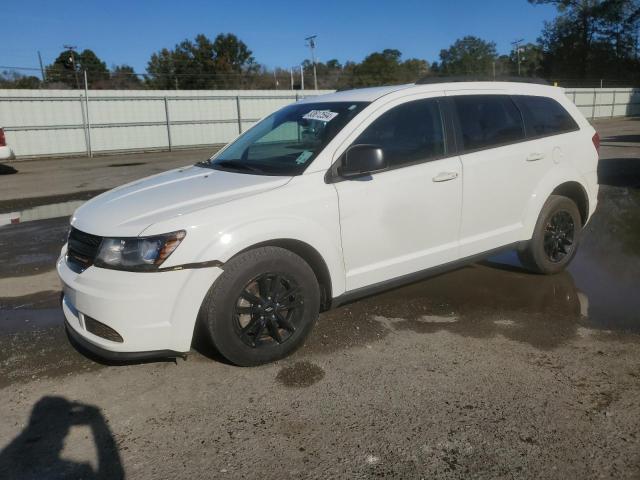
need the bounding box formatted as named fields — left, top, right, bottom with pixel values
left=551, top=181, right=590, bottom=225
left=522, top=171, right=592, bottom=240
left=234, top=239, right=334, bottom=312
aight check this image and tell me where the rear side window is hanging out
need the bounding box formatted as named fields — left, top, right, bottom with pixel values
left=453, top=95, right=525, bottom=151
left=354, top=98, right=445, bottom=167
left=513, top=95, right=579, bottom=137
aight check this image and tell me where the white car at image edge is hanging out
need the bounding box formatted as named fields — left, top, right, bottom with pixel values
left=0, top=127, right=15, bottom=160
left=57, top=79, right=600, bottom=366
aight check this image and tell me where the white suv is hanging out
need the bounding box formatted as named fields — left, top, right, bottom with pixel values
left=58, top=80, right=599, bottom=365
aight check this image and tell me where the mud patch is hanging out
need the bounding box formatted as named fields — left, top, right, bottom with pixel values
left=0, top=325, right=103, bottom=388
left=275, top=361, right=325, bottom=388
left=305, top=306, right=390, bottom=354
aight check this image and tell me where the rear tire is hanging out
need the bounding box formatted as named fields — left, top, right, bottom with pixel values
left=518, top=195, right=582, bottom=275
left=201, top=246, right=320, bottom=366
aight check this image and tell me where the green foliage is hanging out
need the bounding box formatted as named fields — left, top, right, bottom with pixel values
left=0, top=71, right=41, bottom=89
left=345, top=49, right=429, bottom=87
left=105, top=65, right=143, bottom=89
left=45, top=49, right=108, bottom=88
left=438, top=36, right=498, bottom=76
left=531, top=0, right=640, bottom=78
left=146, top=33, right=255, bottom=89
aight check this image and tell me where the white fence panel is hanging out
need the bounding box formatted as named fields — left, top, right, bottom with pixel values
left=1, top=87, right=638, bottom=159
left=565, top=88, right=640, bottom=119
left=0, top=89, right=330, bottom=158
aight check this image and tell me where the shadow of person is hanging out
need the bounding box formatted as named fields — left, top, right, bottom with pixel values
left=0, top=396, right=124, bottom=480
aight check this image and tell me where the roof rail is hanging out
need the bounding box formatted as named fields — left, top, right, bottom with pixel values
left=415, top=76, right=550, bottom=86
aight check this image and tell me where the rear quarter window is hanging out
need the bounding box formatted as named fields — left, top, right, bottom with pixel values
left=513, top=95, right=579, bottom=137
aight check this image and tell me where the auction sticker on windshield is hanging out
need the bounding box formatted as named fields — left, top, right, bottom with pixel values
left=302, top=110, right=339, bottom=122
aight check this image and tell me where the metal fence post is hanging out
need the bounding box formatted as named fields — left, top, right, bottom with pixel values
left=611, top=89, right=617, bottom=118
left=591, top=90, right=597, bottom=119
left=83, top=70, right=93, bottom=157
left=164, top=96, right=172, bottom=151
left=236, top=96, right=243, bottom=134
left=79, top=94, right=90, bottom=158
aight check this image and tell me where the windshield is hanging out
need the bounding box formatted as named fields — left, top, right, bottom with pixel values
left=201, top=101, right=369, bottom=176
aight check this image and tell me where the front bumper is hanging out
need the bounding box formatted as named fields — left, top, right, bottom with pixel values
left=57, top=248, right=223, bottom=357
left=0, top=145, right=15, bottom=160
left=65, top=319, right=184, bottom=361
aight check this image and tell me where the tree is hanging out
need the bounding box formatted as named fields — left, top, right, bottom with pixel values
left=103, top=65, right=143, bottom=89
left=530, top=0, right=640, bottom=78
left=213, top=33, right=255, bottom=73
left=438, top=36, right=497, bottom=76
left=510, top=43, right=544, bottom=77
left=45, top=49, right=80, bottom=88
left=0, top=71, right=41, bottom=89
left=77, top=49, right=109, bottom=86
left=347, top=49, right=428, bottom=87
left=45, top=48, right=109, bottom=88
left=146, top=33, right=254, bottom=89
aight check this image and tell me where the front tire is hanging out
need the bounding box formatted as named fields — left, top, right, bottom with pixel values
left=518, top=195, right=582, bottom=274
left=201, top=246, right=320, bottom=366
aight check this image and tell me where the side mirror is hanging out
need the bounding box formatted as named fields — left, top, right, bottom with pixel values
left=339, top=145, right=387, bottom=178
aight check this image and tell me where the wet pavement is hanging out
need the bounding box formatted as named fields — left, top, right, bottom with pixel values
left=0, top=117, right=639, bottom=479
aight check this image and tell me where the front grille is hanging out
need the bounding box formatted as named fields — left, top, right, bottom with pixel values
left=85, top=316, right=124, bottom=343
left=67, top=227, right=102, bottom=272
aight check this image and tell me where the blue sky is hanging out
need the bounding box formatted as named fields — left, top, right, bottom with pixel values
left=2, top=0, right=558, bottom=74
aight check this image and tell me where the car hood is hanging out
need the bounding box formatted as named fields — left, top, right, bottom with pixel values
left=71, top=165, right=291, bottom=237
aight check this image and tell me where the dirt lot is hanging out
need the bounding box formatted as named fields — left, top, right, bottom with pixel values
left=0, top=118, right=639, bottom=479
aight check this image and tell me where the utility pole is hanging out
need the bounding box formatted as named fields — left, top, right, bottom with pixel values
left=63, top=44, right=80, bottom=89
left=290, top=68, right=294, bottom=90
left=511, top=39, right=525, bottom=76
left=37, top=51, right=46, bottom=84
left=305, top=35, right=318, bottom=90
left=300, top=64, right=304, bottom=91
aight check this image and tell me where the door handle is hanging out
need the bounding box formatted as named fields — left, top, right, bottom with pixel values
left=432, top=172, right=458, bottom=182
left=526, top=153, right=545, bottom=162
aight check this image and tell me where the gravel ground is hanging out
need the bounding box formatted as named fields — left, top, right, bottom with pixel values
left=0, top=117, right=639, bottom=479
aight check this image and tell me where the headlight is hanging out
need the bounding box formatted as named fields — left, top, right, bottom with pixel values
left=94, top=230, right=186, bottom=272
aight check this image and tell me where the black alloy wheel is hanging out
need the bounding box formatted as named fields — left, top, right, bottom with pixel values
left=201, top=246, right=320, bottom=366
left=543, top=210, right=575, bottom=263
left=234, top=273, right=304, bottom=348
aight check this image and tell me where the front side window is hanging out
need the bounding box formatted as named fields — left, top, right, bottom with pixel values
left=353, top=98, right=445, bottom=167
left=453, top=95, right=525, bottom=151
left=513, top=95, right=579, bottom=137
left=202, top=101, right=368, bottom=176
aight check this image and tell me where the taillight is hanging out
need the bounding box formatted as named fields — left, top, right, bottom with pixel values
left=592, top=132, right=600, bottom=155
left=0, top=128, right=5, bottom=147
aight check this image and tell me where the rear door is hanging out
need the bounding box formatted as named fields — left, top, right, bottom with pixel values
left=449, top=93, right=548, bottom=257
left=333, top=96, right=463, bottom=291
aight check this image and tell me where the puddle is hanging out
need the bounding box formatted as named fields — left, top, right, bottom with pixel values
left=0, top=216, right=68, bottom=277
left=0, top=293, right=64, bottom=334
left=305, top=185, right=640, bottom=352
left=275, top=361, right=325, bottom=388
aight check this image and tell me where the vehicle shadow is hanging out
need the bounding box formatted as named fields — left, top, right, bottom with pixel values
left=0, top=396, right=124, bottom=479
left=601, top=134, right=640, bottom=143
left=0, top=163, right=17, bottom=175
left=597, top=157, right=640, bottom=188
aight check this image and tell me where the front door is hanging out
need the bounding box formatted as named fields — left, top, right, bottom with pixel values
left=334, top=97, right=463, bottom=291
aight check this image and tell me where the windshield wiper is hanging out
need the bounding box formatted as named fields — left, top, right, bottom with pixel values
left=195, top=159, right=213, bottom=168
left=213, top=160, right=265, bottom=174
